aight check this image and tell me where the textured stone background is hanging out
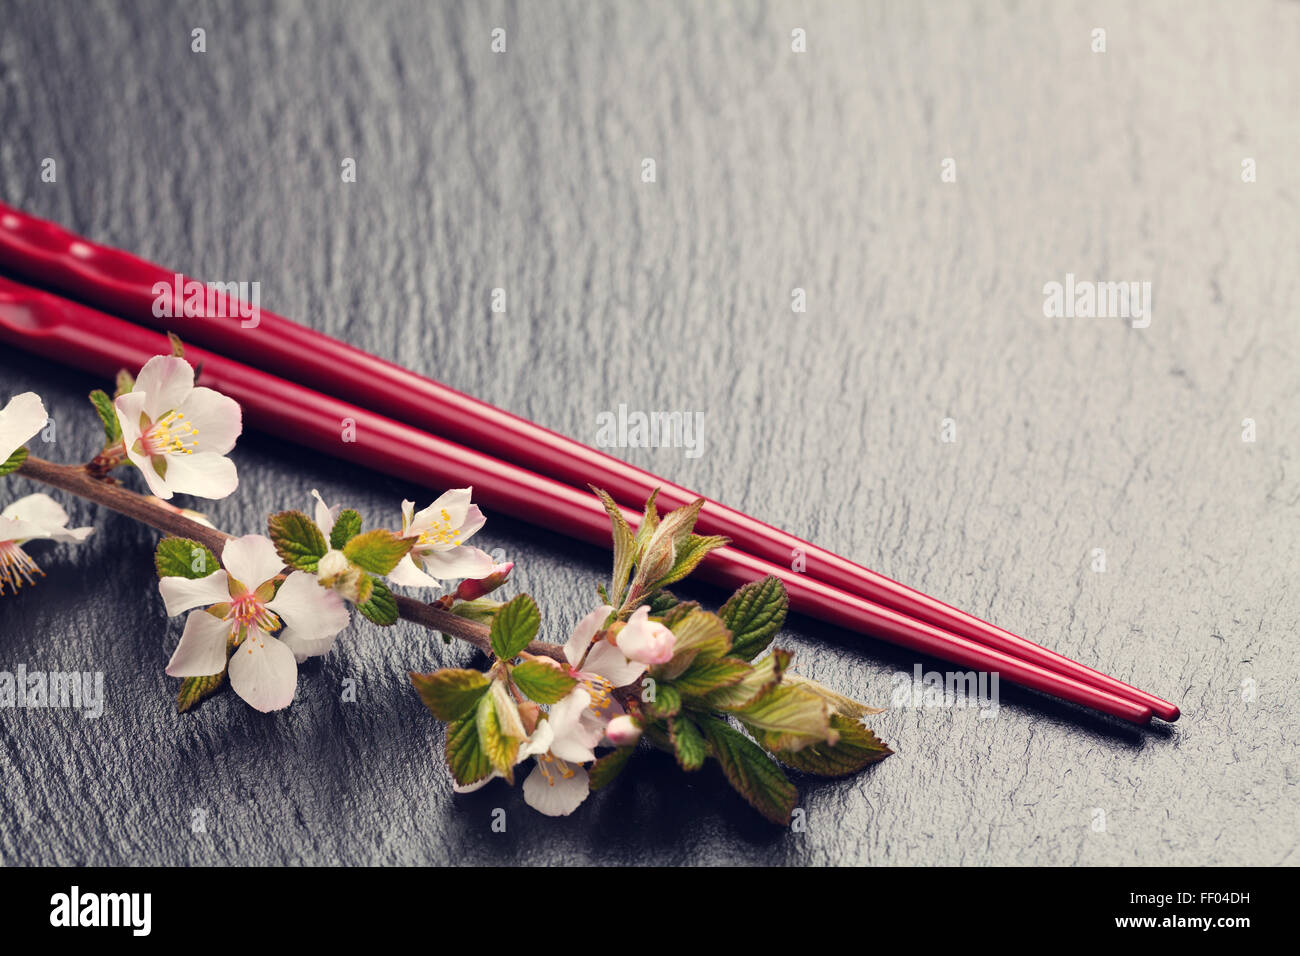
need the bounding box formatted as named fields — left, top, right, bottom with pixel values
left=0, top=0, right=1296, bottom=865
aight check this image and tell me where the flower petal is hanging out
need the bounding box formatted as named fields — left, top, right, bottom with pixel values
left=416, top=545, right=496, bottom=580
left=522, top=761, right=590, bottom=817
left=267, top=571, right=349, bottom=661
left=158, top=570, right=232, bottom=616
left=134, top=355, right=194, bottom=421
left=386, top=553, right=442, bottom=589
left=164, top=610, right=232, bottom=677
left=563, top=604, right=614, bottom=668
left=1, top=492, right=68, bottom=528
left=0, top=392, right=47, bottom=461
left=220, top=534, right=284, bottom=590
left=115, top=392, right=173, bottom=499
left=519, top=718, right=555, bottom=760
left=310, top=489, right=339, bottom=538
left=582, top=641, right=646, bottom=688
left=228, top=630, right=298, bottom=712
left=457, top=504, right=486, bottom=541
left=178, top=386, right=242, bottom=455
left=156, top=451, right=238, bottom=500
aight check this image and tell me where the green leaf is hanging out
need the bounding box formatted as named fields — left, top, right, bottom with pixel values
left=0, top=446, right=28, bottom=477
left=733, top=682, right=835, bottom=752
left=720, top=576, right=788, bottom=661
left=476, top=691, right=520, bottom=783
left=489, top=593, right=542, bottom=660
left=329, top=509, right=363, bottom=550
left=784, top=674, right=886, bottom=719
left=705, top=647, right=792, bottom=710
left=450, top=597, right=503, bottom=624
left=410, top=668, right=491, bottom=721
left=644, top=589, right=679, bottom=616
left=167, top=331, right=186, bottom=357
left=268, top=510, right=328, bottom=572
left=699, top=717, right=797, bottom=825
left=588, top=746, right=635, bottom=791
left=357, top=578, right=398, bottom=626
left=511, top=659, right=578, bottom=704
left=176, top=672, right=225, bottom=712
left=654, top=608, right=732, bottom=681
left=648, top=533, right=728, bottom=590
left=771, top=713, right=893, bottom=777
left=155, top=537, right=220, bottom=580
left=672, top=656, right=751, bottom=698
left=591, top=487, right=637, bottom=607
left=445, top=711, right=493, bottom=787
left=669, top=716, right=709, bottom=771
left=642, top=683, right=682, bottom=719
left=342, top=528, right=413, bottom=576
left=113, top=368, right=135, bottom=398
left=88, top=389, right=122, bottom=444
left=632, top=489, right=661, bottom=554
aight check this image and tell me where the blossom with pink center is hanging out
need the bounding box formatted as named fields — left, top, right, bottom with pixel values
left=159, top=534, right=349, bottom=712
left=388, top=488, right=495, bottom=588
left=116, top=355, right=242, bottom=500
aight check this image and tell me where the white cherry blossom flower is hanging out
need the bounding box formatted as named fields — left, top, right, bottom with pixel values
left=116, top=355, right=242, bottom=500
left=0, top=391, right=47, bottom=463
left=0, top=494, right=93, bottom=595
left=388, top=488, right=494, bottom=588
left=160, top=534, right=349, bottom=712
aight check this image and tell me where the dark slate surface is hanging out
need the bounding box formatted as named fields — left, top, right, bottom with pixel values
left=0, top=1, right=1296, bottom=866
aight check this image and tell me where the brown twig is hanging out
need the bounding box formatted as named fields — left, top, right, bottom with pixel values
left=16, top=455, right=566, bottom=661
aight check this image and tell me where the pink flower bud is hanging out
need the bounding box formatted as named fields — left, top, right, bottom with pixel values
left=605, top=715, right=642, bottom=747
left=616, top=605, right=676, bottom=665
left=455, top=562, right=514, bottom=601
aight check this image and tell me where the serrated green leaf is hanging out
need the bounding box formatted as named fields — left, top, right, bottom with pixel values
left=446, top=710, right=493, bottom=787
left=511, top=660, right=578, bottom=704
left=642, top=683, right=681, bottom=719
left=770, top=713, right=893, bottom=777
left=114, top=368, right=135, bottom=398
left=591, top=487, right=637, bottom=607
left=632, top=489, right=661, bottom=554
left=155, top=537, right=220, bottom=580
left=654, top=608, right=732, bottom=681
left=357, top=577, right=398, bottom=626
left=644, top=589, right=679, bottom=616
left=342, top=528, right=413, bottom=576
left=176, top=671, right=225, bottom=712
left=672, top=656, right=752, bottom=698
left=489, top=593, right=541, bottom=660
left=88, top=389, right=122, bottom=444
left=329, top=509, right=363, bottom=550
left=476, top=691, right=520, bottom=783
left=733, top=682, right=835, bottom=752
left=699, top=716, right=797, bottom=825
left=410, top=668, right=491, bottom=721
left=588, top=745, right=635, bottom=791
left=268, top=510, right=328, bottom=571
left=720, top=575, right=789, bottom=661
left=669, top=716, right=709, bottom=771
left=705, top=647, right=792, bottom=710
left=649, top=533, right=728, bottom=590
left=0, top=446, right=28, bottom=477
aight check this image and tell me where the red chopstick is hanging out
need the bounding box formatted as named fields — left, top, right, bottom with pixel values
left=0, top=277, right=1156, bottom=723
left=0, top=203, right=1179, bottom=722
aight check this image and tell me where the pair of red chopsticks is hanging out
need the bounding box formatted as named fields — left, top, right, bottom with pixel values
left=0, top=203, right=1178, bottom=724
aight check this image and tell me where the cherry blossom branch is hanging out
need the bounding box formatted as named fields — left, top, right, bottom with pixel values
left=15, top=454, right=563, bottom=662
